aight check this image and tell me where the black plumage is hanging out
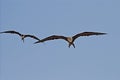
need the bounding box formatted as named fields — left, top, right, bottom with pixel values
left=0, top=30, right=40, bottom=42
left=34, top=32, right=106, bottom=48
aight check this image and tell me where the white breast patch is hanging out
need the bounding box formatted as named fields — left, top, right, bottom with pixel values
left=67, top=37, right=73, bottom=42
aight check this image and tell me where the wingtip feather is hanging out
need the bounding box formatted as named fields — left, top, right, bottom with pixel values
left=34, top=41, right=40, bottom=44
left=99, top=32, right=107, bottom=35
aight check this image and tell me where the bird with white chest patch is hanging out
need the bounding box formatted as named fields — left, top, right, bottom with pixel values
left=34, top=32, right=107, bottom=48
left=0, top=30, right=40, bottom=42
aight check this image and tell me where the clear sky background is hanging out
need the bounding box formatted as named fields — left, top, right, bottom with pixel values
left=0, top=0, right=120, bottom=80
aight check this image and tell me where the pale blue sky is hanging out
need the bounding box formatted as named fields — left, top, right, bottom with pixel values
left=0, top=0, right=120, bottom=80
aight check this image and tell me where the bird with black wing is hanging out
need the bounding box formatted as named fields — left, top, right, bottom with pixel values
left=0, top=30, right=40, bottom=42
left=34, top=32, right=107, bottom=48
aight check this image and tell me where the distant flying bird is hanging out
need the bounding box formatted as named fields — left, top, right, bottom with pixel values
left=0, top=30, right=40, bottom=42
left=34, top=32, right=106, bottom=48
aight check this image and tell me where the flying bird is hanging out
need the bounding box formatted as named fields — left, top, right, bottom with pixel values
left=0, top=30, right=40, bottom=42
left=34, top=32, right=106, bottom=48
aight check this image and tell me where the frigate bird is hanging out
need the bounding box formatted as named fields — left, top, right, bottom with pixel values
left=34, top=32, right=106, bottom=48
left=0, top=30, right=40, bottom=42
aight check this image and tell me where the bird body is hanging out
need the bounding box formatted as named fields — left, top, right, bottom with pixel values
left=67, top=37, right=73, bottom=43
left=34, top=32, right=106, bottom=48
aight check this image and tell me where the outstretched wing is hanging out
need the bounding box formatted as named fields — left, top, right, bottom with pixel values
left=0, top=30, right=22, bottom=36
left=34, top=35, right=67, bottom=44
left=72, top=32, right=107, bottom=41
left=24, top=35, right=40, bottom=40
